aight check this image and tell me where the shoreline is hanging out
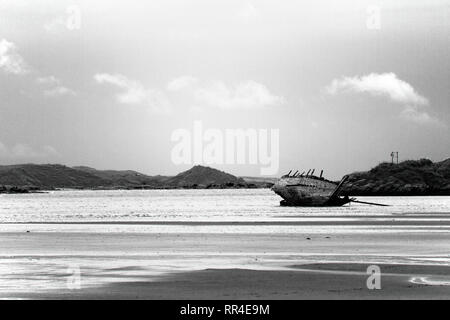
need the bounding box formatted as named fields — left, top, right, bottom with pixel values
left=3, top=220, right=450, bottom=226
left=3, top=187, right=450, bottom=197
left=5, top=263, right=450, bottom=299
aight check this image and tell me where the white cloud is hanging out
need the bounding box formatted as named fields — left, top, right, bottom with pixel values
left=0, top=41, right=75, bottom=97
left=167, top=76, right=198, bottom=91
left=169, top=76, right=284, bottom=109
left=44, top=86, right=76, bottom=97
left=94, top=73, right=146, bottom=103
left=195, top=80, right=284, bottom=109
left=44, top=5, right=82, bottom=33
left=37, top=76, right=60, bottom=85
left=0, top=142, right=61, bottom=160
left=400, top=106, right=442, bottom=126
left=95, top=73, right=283, bottom=112
left=36, top=76, right=75, bottom=97
left=0, top=39, right=29, bottom=75
left=326, top=72, right=441, bottom=125
left=94, top=73, right=171, bottom=113
left=44, top=17, right=66, bottom=33
left=326, top=72, right=428, bottom=106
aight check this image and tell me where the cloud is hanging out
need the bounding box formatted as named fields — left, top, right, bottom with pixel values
left=36, top=76, right=60, bottom=85
left=326, top=73, right=428, bottom=106
left=43, top=86, right=76, bottom=97
left=94, top=73, right=146, bottom=103
left=44, top=17, right=67, bottom=33
left=167, top=76, right=198, bottom=91
left=94, top=73, right=171, bottom=113
left=0, top=41, right=74, bottom=97
left=169, top=76, right=284, bottom=109
left=36, top=76, right=76, bottom=97
left=0, top=142, right=61, bottom=161
left=44, top=5, right=81, bottom=33
left=95, top=73, right=283, bottom=112
left=400, top=106, right=442, bottom=126
left=195, top=80, right=284, bottom=109
left=326, top=72, right=441, bottom=125
left=0, top=39, right=29, bottom=75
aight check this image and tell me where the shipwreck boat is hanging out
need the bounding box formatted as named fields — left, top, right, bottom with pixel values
left=271, top=169, right=351, bottom=207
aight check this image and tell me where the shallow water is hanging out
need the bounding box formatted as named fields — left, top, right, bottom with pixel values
left=1, top=189, right=450, bottom=223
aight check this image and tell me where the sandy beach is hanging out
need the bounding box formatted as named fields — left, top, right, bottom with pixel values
left=1, top=190, right=450, bottom=299
left=1, top=226, right=450, bottom=299
left=43, top=264, right=450, bottom=299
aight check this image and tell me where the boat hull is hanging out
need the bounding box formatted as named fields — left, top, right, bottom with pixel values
left=279, top=196, right=351, bottom=207
left=272, top=175, right=349, bottom=207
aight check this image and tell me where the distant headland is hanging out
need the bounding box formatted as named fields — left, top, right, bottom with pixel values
left=0, top=164, right=274, bottom=192
left=1, top=158, right=449, bottom=196
left=342, top=158, right=450, bottom=196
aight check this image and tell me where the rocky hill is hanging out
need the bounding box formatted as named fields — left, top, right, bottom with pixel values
left=342, top=158, right=450, bottom=196
left=241, top=176, right=277, bottom=188
left=0, top=164, right=247, bottom=191
left=164, top=165, right=247, bottom=188
left=73, top=166, right=168, bottom=187
left=0, top=164, right=109, bottom=189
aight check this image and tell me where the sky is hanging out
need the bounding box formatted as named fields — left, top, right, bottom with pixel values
left=0, top=0, right=449, bottom=178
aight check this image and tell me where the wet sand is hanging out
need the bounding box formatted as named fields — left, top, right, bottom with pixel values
left=6, top=264, right=450, bottom=299
left=1, top=227, right=450, bottom=299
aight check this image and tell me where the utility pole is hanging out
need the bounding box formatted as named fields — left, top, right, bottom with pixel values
left=390, top=152, right=399, bottom=164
